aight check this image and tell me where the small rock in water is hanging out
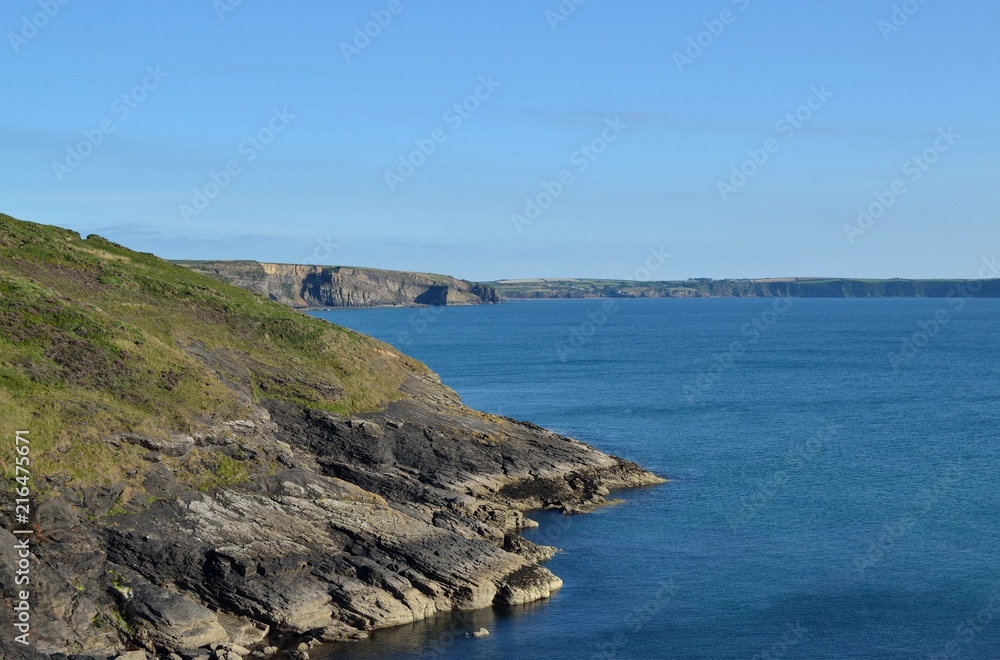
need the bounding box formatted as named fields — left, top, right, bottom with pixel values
left=261, top=647, right=278, bottom=656
left=467, top=627, right=490, bottom=638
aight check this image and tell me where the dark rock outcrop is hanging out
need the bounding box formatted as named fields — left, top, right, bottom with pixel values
left=1, top=374, right=662, bottom=658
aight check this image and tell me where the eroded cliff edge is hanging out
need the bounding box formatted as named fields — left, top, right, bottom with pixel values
left=2, top=374, right=659, bottom=658
left=0, top=216, right=660, bottom=659
left=178, top=261, right=501, bottom=309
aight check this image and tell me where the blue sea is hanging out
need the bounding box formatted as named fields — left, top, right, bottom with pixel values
left=308, top=298, right=1000, bottom=659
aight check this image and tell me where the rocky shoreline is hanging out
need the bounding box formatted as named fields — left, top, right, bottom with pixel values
left=1, top=372, right=662, bottom=659
left=0, top=215, right=662, bottom=660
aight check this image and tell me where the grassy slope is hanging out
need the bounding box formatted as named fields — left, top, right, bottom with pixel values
left=174, top=260, right=468, bottom=287
left=0, top=214, right=427, bottom=488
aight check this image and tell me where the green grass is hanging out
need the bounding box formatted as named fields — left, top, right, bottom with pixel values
left=177, top=451, right=251, bottom=492
left=0, top=214, right=429, bottom=492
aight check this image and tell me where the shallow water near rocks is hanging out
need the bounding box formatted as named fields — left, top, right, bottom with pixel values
left=309, top=298, right=1000, bottom=659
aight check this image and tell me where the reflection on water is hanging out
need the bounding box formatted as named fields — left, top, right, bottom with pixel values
left=314, top=598, right=554, bottom=658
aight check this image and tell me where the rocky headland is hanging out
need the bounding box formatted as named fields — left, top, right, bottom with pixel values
left=0, top=215, right=661, bottom=659
left=177, top=261, right=500, bottom=309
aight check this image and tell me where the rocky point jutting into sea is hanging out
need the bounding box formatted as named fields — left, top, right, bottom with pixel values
left=177, top=261, right=501, bottom=309
left=0, top=214, right=662, bottom=659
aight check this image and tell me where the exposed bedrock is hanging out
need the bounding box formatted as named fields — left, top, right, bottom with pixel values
left=179, top=261, right=501, bottom=308
left=5, top=378, right=661, bottom=657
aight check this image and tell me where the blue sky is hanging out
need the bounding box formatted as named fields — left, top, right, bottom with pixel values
left=1, top=0, right=997, bottom=281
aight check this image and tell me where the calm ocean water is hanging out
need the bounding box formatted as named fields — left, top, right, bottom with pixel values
left=308, top=298, right=1000, bottom=659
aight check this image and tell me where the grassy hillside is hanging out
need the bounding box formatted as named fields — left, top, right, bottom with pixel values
left=0, top=214, right=427, bottom=488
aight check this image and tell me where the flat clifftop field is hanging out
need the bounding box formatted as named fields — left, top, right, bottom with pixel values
left=0, top=214, right=660, bottom=658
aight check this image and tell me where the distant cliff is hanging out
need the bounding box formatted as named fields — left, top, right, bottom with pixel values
left=177, top=261, right=501, bottom=308
left=485, top=277, right=1000, bottom=299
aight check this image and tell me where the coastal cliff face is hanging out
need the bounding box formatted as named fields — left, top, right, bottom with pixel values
left=0, top=215, right=659, bottom=659
left=487, top=277, right=1000, bottom=299
left=178, top=261, right=501, bottom=309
